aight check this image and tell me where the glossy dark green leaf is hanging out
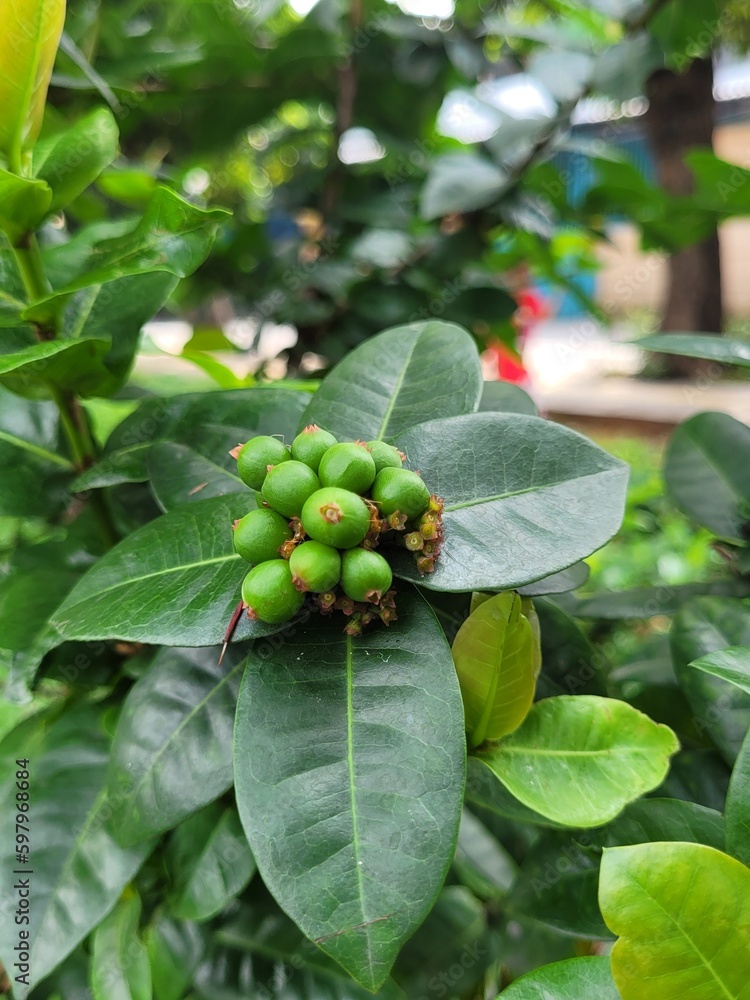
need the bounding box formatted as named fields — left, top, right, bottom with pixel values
left=0, top=705, right=154, bottom=995
left=233, top=591, right=466, bottom=991
left=654, top=748, right=731, bottom=811
left=0, top=169, right=51, bottom=244
left=420, top=153, right=508, bottom=220
left=534, top=597, right=607, bottom=699
left=594, top=797, right=725, bottom=851
left=301, top=321, right=482, bottom=442
left=689, top=645, right=750, bottom=695
left=25, top=187, right=228, bottom=324
left=52, top=495, right=281, bottom=645
left=600, top=842, right=750, bottom=1000
left=498, top=957, right=619, bottom=999
left=479, top=382, right=537, bottom=417
left=453, top=591, right=537, bottom=745
left=146, top=912, right=206, bottom=1000
left=148, top=441, right=246, bottom=511
left=166, top=803, right=256, bottom=922
left=80, top=387, right=311, bottom=489
left=391, top=413, right=627, bottom=592
left=726, top=728, right=750, bottom=867
left=478, top=696, right=679, bottom=827
left=393, top=885, right=501, bottom=997
left=664, top=413, right=750, bottom=541
left=0, top=567, right=78, bottom=700
left=216, top=899, right=404, bottom=999
left=108, top=645, right=247, bottom=846
left=0, top=337, right=114, bottom=398
left=34, top=107, right=119, bottom=212
left=671, top=597, right=750, bottom=764
left=637, top=333, right=750, bottom=368
left=90, top=892, right=152, bottom=1000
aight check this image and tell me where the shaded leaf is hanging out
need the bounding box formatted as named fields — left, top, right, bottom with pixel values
left=302, top=320, right=482, bottom=442
left=534, top=597, right=606, bottom=699
left=726, top=727, right=750, bottom=867
left=109, top=645, right=247, bottom=846
left=90, top=892, right=152, bottom=1000
left=0, top=705, right=154, bottom=995
left=233, top=591, right=466, bottom=991
left=421, top=153, right=508, bottom=220
left=0, top=337, right=114, bottom=398
left=664, top=412, right=750, bottom=541
left=479, top=380, right=537, bottom=416
left=453, top=809, right=518, bottom=899
left=671, top=596, right=750, bottom=765
left=147, top=912, right=206, bottom=1000
left=148, top=441, right=246, bottom=512
left=0, top=169, right=51, bottom=244
left=391, top=413, right=627, bottom=592
left=166, top=803, right=255, bottom=922
left=637, top=332, right=750, bottom=369
left=477, top=696, right=679, bottom=827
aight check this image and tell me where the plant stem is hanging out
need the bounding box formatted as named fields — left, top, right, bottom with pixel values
left=12, top=234, right=119, bottom=548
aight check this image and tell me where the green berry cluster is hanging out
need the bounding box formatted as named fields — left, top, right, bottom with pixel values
left=230, top=424, right=443, bottom=632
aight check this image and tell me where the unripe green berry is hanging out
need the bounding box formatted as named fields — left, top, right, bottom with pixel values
left=366, top=440, right=403, bottom=473
left=262, top=461, right=321, bottom=518
left=241, top=560, right=304, bottom=624
left=236, top=436, right=290, bottom=490
left=301, top=487, right=371, bottom=549
left=372, top=467, right=431, bottom=519
left=318, top=442, right=376, bottom=494
left=233, top=508, right=292, bottom=564
left=291, top=424, right=338, bottom=472
left=289, top=540, right=341, bottom=593
left=341, top=548, right=393, bottom=604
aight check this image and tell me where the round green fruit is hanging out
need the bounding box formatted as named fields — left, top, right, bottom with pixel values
left=291, top=424, right=337, bottom=472
left=341, top=548, right=393, bottom=603
left=366, top=440, right=403, bottom=474
left=261, top=461, right=321, bottom=518
left=241, top=560, right=304, bottom=624
left=301, top=487, right=371, bottom=549
left=233, top=508, right=292, bottom=564
left=236, top=436, right=290, bottom=490
left=289, top=540, right=341, bottom=593
left=372, top=467, right=431, bottom=519
left=318, top=442, right=376, bottom=494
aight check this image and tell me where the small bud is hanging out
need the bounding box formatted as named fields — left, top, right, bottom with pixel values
left=420, top=521, right=438, bottom=540
left=387, top=511, right=407, bottom=530
left=416, top=555, right=435, bottom=574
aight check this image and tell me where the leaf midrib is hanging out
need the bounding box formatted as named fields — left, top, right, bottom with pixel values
left=61, top=551, right=241, bottom=611
left=445, top=466, right=619, bottom=512
left=625, top=869, right=737, bottom=1000
left=375, top=334, right=420, bottom=440
left=345, top=634, right=375, bottom=978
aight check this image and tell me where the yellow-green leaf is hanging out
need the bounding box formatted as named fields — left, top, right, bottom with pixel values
left=453, top=592, right=537, bottom=746
left=600, top=842, right=750, bottom=1000
left=0, top=0, right=66, bottom=169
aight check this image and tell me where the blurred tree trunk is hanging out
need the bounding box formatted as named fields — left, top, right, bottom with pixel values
left=644, top=57, right=723, bottom=378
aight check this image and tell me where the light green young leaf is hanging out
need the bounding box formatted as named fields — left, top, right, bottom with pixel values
left=452, top=591, right=536, bottom=746
left=0, top=0, right=65, bottom=168
left=0, top=169, right=51, bottom=244
left=600, top=842, right=750, bottom=1000
left=477, top=696, right=679, bottom=827
left=689, top=646, right=750, bottom=695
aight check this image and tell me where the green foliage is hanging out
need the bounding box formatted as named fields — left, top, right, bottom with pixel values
left=1, top=4, right=750, bottom=999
